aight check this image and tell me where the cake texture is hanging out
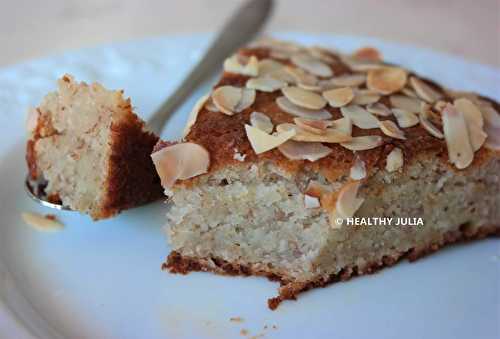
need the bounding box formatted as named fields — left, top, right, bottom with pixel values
left=26, top=74, right=163, bottom=220
left=151, top=39, right=500, bottom=309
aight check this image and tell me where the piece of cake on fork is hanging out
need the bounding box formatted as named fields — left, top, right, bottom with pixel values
left=151, top=39, right=500, bottom=309
left=26, top=74, right=163, bottom=220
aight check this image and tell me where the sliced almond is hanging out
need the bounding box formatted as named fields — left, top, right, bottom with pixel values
left=351, top=89, right=381, bottom=105
left=234, top=88, right=256, bottom=112
left=323, top=87, right=354, bottom=107
left=386, top=147, right=403, bottom=172
left=378, top=120, right=406, bottom=139
left=478, top=102, right=500, bottom=128
left=258, top=59, right=285, bottom=76
left=245, top=124, right=295, bottom=154
left=331, top=117, right=353, bottom=135
left=151, top=143, right=210, bottom=188
left=442, top=104, right=474, bottom=169
left=420, top=104, right=444, bottom=139
left=336, top=181, right=364, bottom=218
left=270, top=50, right=291, bottom=60
left=340, top=105, right=379, bottom=129
left=282, top=86, right=327, bottom=110
left=267, top=68, right=296, bottom=84
left=392, top=108, right=419, bottom=128
left=350, top=156, right=367, bottom=180
left=328, top=74, right=366, bottom=87
left=401, top=87, right=418, bottom=98
left=250, top=111, right=274, bottom=134
left=285, top=66, right=318, bottom=86
left=246, top=77, right=286, bottom=92
left=366, top=102, right=392, bottom=117
left=293, top=117, right=331, bottom=134
left=22, top=212, right=64, bottom=232
left=367, top=67, right=407, bottom=95
left=343, top=57, right=384, bottom=72
left=409, top=76, right=442, bottom=103
left=291, top=53, right=333, bottom=77
left=276, top=96, right=332, bottom=120
left=304, top=194, right=321, bottom=209
left=307, top=46, right=336, bottom=64
left=183, top=94, right=209, bottom=138
left=434, top=100, right=448, bottom=112
left=276, top=123, right=351, bottom=143
left=204, top=98, right=219, bottom=112
left=340, top=135, right=383, bottom=151
left=297, top=83, right=324, bottom=92
left=352, top=46, right=382, bottom=62
left=484, top=123, right=500, bottom=151
left=212, top=86, right=242, bottom=115
left=454, top=98, right=486, bottom=151
left=278, top=140, right=332, bottom=161
left=389, top=94, right=422, bottom=113
left=223, top=55, right=259, bottom=76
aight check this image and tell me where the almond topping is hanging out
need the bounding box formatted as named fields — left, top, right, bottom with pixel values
left=478, top=102, right=500, bottom=128
left=350, top=156, right=367, bottom=180
left=250, top=111, right=274, bottom=134
left=258, top=58, right=284, bottom=75
left=484, top=123, right=500, bottom=151
left=401, top=87, right=418, bottom=98
left=223, top=55, right=259, bottom=76
left=351, top=89, right=381, bottom=105
left=204, top=98, right=219, bottom=112
left=22, top=212, right=64, bottom=232
left=323, top=87, right=354, bottom=107
left=420, top=104, right=444, bottom=139
left=442, top=104, right=474, bottom=169
left=367, top=67, right=407, bottom=95
left=282, top=86, right=327, bottom=110
left=307, top=46, right=336, bottom=63
left=389, top=94, right=422, bottom=113
left=340, top=135, right=383, bottom=151
left=285, top=66, right=318, bottom=86
left=278, top=140, right=332, bottom=161
left=212, top=86, right=242, bottom=115
left=245, top=124, right=295, bottom=154
left=409, top=76, right=442, bottom=103
left=378, top=120, right=406, bottom=139
left=328, top=74, right=366, bottom=87
left=340, top=105, right=379, bottom=129
left=304, top=194, right=321, bottom=209
left=235, top=88, right=256, bottom=112
left=276, top=96, right=332, bottom=120
left=434, top=100, right=448, bottom=112
left=151, top=143, right=210, bottom=188
left=293, top=117, right=331, bottom=134
left=454, top=98, right=486, bottom=151
left=392, top=108, right=419, bottom=128
left=386, top=147, right=403, bottom=172
left=336, top=181, right=365, bottom=218
left=276, top=123, right=351, bottom=143
left=331, top=117, right=353, bottom=135
left=366, top=102, right=392, bottom=117
left=246, top=77, right=287, bottom=92
left=183, top=94, right=209, bottom=138
left=352, top=46, right=382, bottom=62
left=291, top=53, right=333, bottom=77
left=343, top=57, right=384, bottom=72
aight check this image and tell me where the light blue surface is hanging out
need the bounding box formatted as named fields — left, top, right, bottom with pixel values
left=0, top=33, right=499, bottom=339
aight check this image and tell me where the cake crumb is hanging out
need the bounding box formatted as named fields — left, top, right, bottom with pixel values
left=230, top=316, right=244, bottom=323
left=22, top=212, right=64, bottom=232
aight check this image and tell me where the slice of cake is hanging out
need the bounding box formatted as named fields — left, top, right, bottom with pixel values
left=151, top=39, right=500, bottom=309
left=26, top=74, right=163, bottom=220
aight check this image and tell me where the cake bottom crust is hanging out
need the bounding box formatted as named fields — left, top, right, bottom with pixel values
left=163, top=224, right=500, bottom=310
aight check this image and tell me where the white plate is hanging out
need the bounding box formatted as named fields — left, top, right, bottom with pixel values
left=0, top=33, right=499, bottom=339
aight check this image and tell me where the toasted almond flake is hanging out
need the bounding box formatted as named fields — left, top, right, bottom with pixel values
left=183, top=94, right=209, bottom=138
left=151, top=143, right=210, bottom=188
left=378, top=120, right=406, bottom=140
left=278, top=140, right=332, bottom=161
left=250, top=111, right=274, bottom=134
left=340, top=135, right=383, bottom=151
left=235, top=88, right=256, bottom=112
left=246, top=77, right=286, bottom=92
left=352, top=46, right=382, bottom=62
left=351, top=90, right=381, bottom=105
left=223, top=55, right=259, bottom=76
left=366, top=102, right=392, bottom=116
left=323, top=87, right=354, bottom=107
left=401, top=87, right=418, bottom=98
left=245, top=124, right=295, bottom=154
left=204, top=98, right=219, bottom=112
left=336, top=181, right=364, bottom=218
left=343, top=57, right=384, bottom=72
left=285, top=66, right=318, bottom=86
left=454, top=98, right=486, bottom=151
left=392, top=108, right=419, bottom=128
left=350, top=156, right=366, bottom=180
left=386, top=147, right=403, bottom=172
left=297, top=83, right=323, bottom=92
left=291, top=53, right=333, bottom=77
left=212, top=86, right=242, bottom=115
left=270, top=50, right=291, bottom=60
left=293, top=117, right=331, bottom=134
left=267, top=68, right=296, bottom=84
left=22, top=212, right=64, bottom=232
left=434, top=100, right=448, bottom=112
left=484, top=123, right=500, bottom=151
left=307, top=46, right=336, bottom=63
left=367, top=67, right=407, bottom=95
left=328, top=74, right=366, bottom=87
left=446, top=89, right=479, bottom=101
left=276, top=123, right=351, bottom=143
left=409, top=76, right=442, bottom=103
left=420, top=104, right=444, bottom=139
left=389, top=95, right=423, bottom=113
left=331, top=117, right=353, bottom=135
left=281, top=86, right=327, bottom=110
left=276, top=96, right=332, bottom=120
left=304, top=194, right=321, bottom=208
left=442, top=104, right=474, bottom=169
left=478, top=101, right=500, bottom=128
left=340, top=105, right=379, bottom=129
left=258, top=59, right=284, bottom=76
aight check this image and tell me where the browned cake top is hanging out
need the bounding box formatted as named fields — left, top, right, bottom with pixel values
left=154, top=38, right=500, bottom=189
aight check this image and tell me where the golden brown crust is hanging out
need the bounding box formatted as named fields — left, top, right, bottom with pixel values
left=164, top=224, right=500, bottom=310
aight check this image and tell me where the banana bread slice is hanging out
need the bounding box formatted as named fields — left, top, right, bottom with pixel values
left=26, top=74, right=162, bottom=220
left=152, top=39, right=500, bottom=309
